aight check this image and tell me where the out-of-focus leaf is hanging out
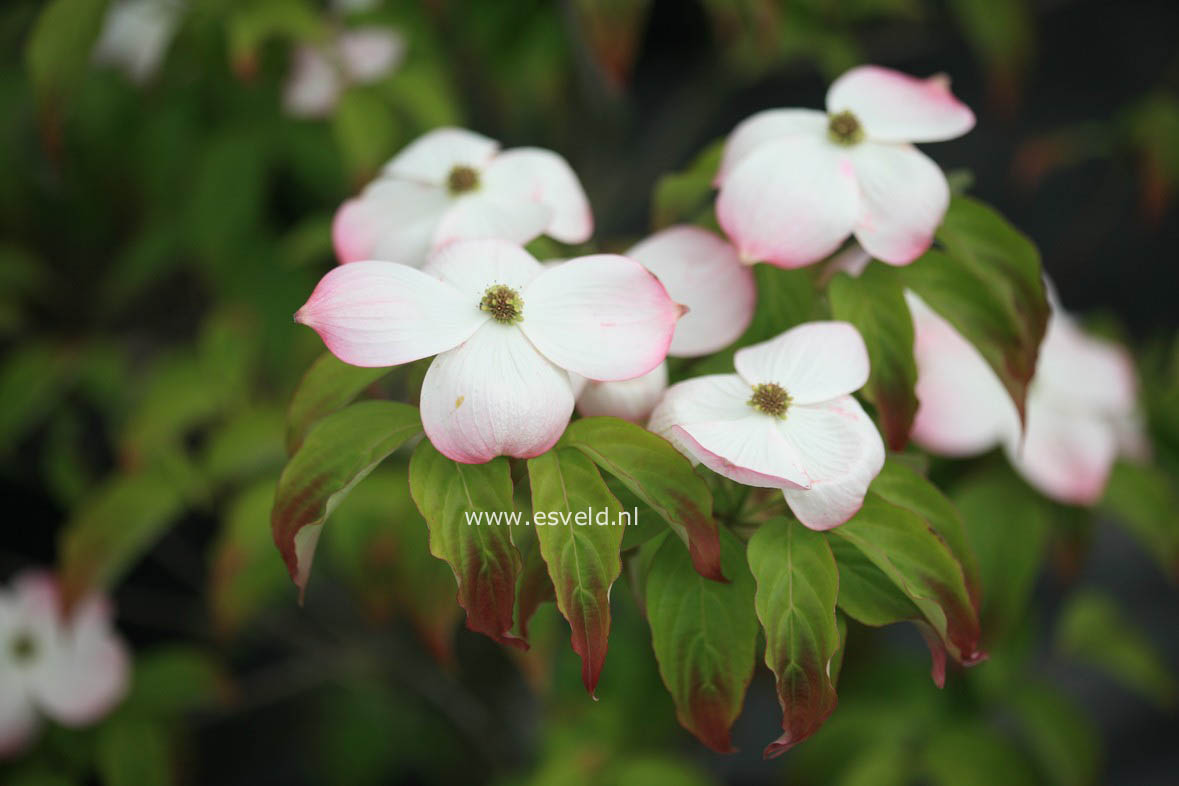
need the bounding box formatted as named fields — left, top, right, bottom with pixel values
left=24, top=0, right=109, bottom=109
left=828, top=265, right=918, bottom=450
left=652, top=141, right=723, bottom=229
left=118, top=646, right=224, bottom=719
left=286, top=352, right=395, bottom=454
left=279, top=214, right=334, bottom=269
left=609, top=755, right=718, bottom=786
left=209, top=479, right=290, bottom=636
left=1005, top=682, right=1100, bottom=786
left=385, top=61, right=463, bottom=131
left=119, top=355, right=223, bottom=464
left=559, top=417, right=722, bottom=581
left=527, top=448, right=625, bottom=696
left=333, top=87, right=401, bottom=178
left=948, top=0, right=1034, bottom=109
left=327, top=465, right=460, bottom=660
left=0, top=342, right=74, bottom=455
left=954, top=467, right=1049, bottom=643
left=921, top=722, right=1038, bottom=786
left=1100, top=461, right=1179, bottom=579
left=1056, top=590, right=1178, bottom=707
left=408, top=439, right=525, bottom=648
left=225, top=0, right=322, bottom=76
left=645, top=530, right=757, bottom=753
left=747, top=517, right=840, bottom=758
left=58, top=467, right=187, bottom=606
left=831, top=492, right=985, bottom=669
left=835, top=745, right=910, bottom=786
left=570, top=0, right=653, bottom=89
left=900, top=196, right=1049, bottom=426
left=95, top=719, right=172, bottom=786
left=271, top=400, right=421, bottom=600
left=202, top=407, right=286, bottom=488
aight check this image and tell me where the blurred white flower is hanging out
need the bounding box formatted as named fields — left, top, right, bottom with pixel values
left=283, top=27, right=406, bottom=118
left=92, top=0, right=183, bottom=84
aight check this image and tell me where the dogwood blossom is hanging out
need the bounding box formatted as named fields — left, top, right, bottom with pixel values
left=332, top=128, right=593, bottom=268
left=296, top=239, right=680, bottom=462
left=0, top=572, right=129, bottom=758
left=649, top=322, right=885, bottom=530
left=92, top=0, right=183, bottom=84
left=284, top=28, right=406, bottom=118
left=908, top=292, right=1146, bottom=505
left=574, top=226, right=756, bottom=422
left=715, top=65, right=975, bottom=268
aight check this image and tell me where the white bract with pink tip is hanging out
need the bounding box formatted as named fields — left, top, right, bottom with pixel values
left=296, top=239, right=680, bottom=463
left=648, top=322, right=885, bottom=530
left=715, top=65, right=975, bottom=268
left=0, top=573, right=130, bottom=758
left=908, top=292, right=1146, bottom=505
left=574, top=226, right=756, bottom=423
left=333, top=128, right=593, bottom=268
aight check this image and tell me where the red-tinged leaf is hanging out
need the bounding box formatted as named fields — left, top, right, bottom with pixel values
left=408, top=439, right=525, bottom=649
left=527, top=448, right=625, bottom=697
left=828, top=266, right=918, bottom=451
left=901, top=196, right=1049, bottom=426
left=747, top=518, right=840, bottom=758
left=512, top=522, right=555, bottom=642
left=831, top=494, right=985, bottom=667
left=559, top=417, right=723, bottom=582
left=645, top=529, right=758, bottom=753
left=286, top=352, right=395, bottom=454
left=270, top=401, right=421, bottom=602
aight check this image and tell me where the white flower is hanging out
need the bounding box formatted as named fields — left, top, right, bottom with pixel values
left=284, top=27, right=406, bottom=118
left=649, top=322, right=885, bottom=530
left=0, top=572, right=129, bottom=758
left=332, top=128, right=593, bottom=267
left=92, top=0, right=183, bottom=84
left=715, top=65, right=975, bottom=268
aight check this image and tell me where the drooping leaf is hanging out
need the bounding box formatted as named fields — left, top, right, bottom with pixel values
left=953, top=467, right=1050, bottom=643
left=58, top=467, right=187, bottom=607
left=1100, top=461, right=1179, bottom=579
left=286, top=352, right=395, bottom=454
left=559, top=417, right=722, bottom=581
left=512, top=518, right=555, bottom=642
left=747, top=518, right=840, bottom=758
left=901, top=196, right=1049, bottom=425
left=527, top=448, right=626, bottom=696
left=645, top=530, right=758, bottom=753
left=831, top=494, right=985, bottom=668
left=271, top=400, right=421, bottom=601
left=1056, top=590, right=1178, bottom=708
left=408, top=439, right=525, bottom=649
left=828, top=266, right=918, bottom=450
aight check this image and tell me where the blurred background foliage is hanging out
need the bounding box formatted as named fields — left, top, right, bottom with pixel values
left=1, top=0, right=1177, bottom=784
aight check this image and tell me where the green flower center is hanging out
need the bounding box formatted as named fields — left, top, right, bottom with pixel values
left=748, top=382, right=792, bottom=418
left=480, top=284, right=524, bottom=323
left=827, top=110, right=864, bottom=146
left=9, top=631, right=38, bottom=665
left=447, top=165, right=480, bottom=195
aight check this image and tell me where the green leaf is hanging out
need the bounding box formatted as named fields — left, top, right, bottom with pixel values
left=118, top=647, right=224, bottom=719
left=828, top=266, right=918, bottom=450
left=0, top=342, right=74, bottom=455
left=209, top=479, right=291, bottom=636
left=271, top=400, right=421, bottom=600
left=512, top=516, right=555, bottom=642
left=645, top=529, right=758, bottom=753
left=1056, top=590, right=1178, bottom=708
left=651, top=141, right=723, bottom=230
left=1005, top=682, right=1100, bottom=786
left=921, top=722, right=1039, bottom=786
left=901, top=196, right=1049, bottom=424
left=527, top=448, right=625, bottom=695
left=1099, top=461, right=1179, bottom=579
left=201, top=407, right=286, bottom=488
left=954, top=467, right=1050, bottom=643
left=829, top=536, right=922, bottom=626
left=24, top=0, right=110, bottom=109
left=408, top=439, right=525, bottom=648
left=286, top=352, right=395, bottom=454
left=95, top=719, right=172, bottom=786
left=333, top=87, right=401, bottom=177
left=58, top=468, right=187, bottom=606
left=747, top=518, right=840, bottom=757
left=559, top=417, right=722, bottom=581
left=831, top=493, right=984, bottom=668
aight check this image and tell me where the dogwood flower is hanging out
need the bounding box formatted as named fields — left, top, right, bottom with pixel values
left=284, top=27, right=406, bottom=118
left=332, top=128, right=593, bottom=268
left=574, top=226, right=757, bottom=423
left=92, top=0, right=183, bottom=84
left=296, top=239, right=680, bottom=463
left=0, top=572, right=130, bottom=758
left=715, top=65, right=975, bottom=268
left=908, top=292, right=1146, bottom=505
left=648, top=322, right=885, bottom=530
